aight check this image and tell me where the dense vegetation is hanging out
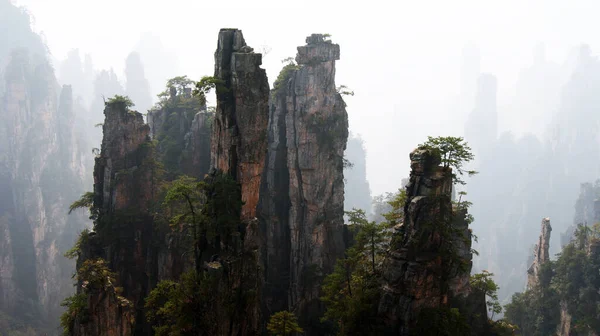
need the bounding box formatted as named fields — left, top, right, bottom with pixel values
left=320, top=208, right=392, bottom=335
left=60, top=78, right=500, bottom=336
left=505, top=223, right=600, bottom=335
left=150, top=75, right=215, bottom=177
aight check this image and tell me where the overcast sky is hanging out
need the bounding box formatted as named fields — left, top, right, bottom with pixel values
left=14, top=0, right=600, bottom=195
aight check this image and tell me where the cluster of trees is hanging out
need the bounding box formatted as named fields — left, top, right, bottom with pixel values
left=150, top=75, right=218, bottom=177
left=505, top=223, right=600, bottom=334
left=318, top=137, right=512, bottom=335
left=64, top=115, right=506, bottom=336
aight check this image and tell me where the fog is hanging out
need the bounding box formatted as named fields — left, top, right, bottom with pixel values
left=16, top=0, right=599, bottom=195
left=6, top=0, right=600, bottom=329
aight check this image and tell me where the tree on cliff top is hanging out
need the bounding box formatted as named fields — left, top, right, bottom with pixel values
left=167, top=75, right=194, bottom=94
left=267, top=311, right=304, bottom=336
left=106, top=94, right=134, bottom=109
left=470, top=271, right=502, bottom=319
left=418, top=136, right=477, bottom=185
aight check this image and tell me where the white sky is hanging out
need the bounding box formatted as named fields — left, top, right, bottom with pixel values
left=13, top=0, right=600, bottom=195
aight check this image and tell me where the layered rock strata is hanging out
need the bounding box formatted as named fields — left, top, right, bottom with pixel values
left=208, top=28, right=270, bottom=334
left=258, top=33, right=349, bottom=330
left=73, top=100, right=155, bottom=335
left=378, top=148, right=483, bottom=335
left=0, top=50, right=91, bottom=329
left=212, top=28, right=269, bottom=221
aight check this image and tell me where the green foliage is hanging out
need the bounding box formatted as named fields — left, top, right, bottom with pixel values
left=273, top=61, right=299, bottom=93
left=370, top=191, right=397, bottom=223
left=68, top=191, right=94, bottom=215
left=60, top=258, right=132, bottom=335
left=418, top=136, right=477, bottom=185
left=146, top=171, right=256, bottom=335
left=267, top=311, right=304, bottom=336
left=552, top=227, right=600, bottom=333
left=154, top=75, right=207, bottom=110
left=167, top=76, right=194, bottom=94
left=470, top=271, right=502, bottom=318
left=489, top=319, right=519, bottom=335
left=503, top=225, right=600, bottom=334
left=151, top=76, right=213, bottom=175
left=320, top=208, right=390, bottom=335
left=162, top=173, right=243, bottom=273
left=106, top=95, right=134, bottom=109
left=145, top=271, right=224, bottom=335
left=163, top=175, right=206, bottom=273
left=60, top=293, right=88, bottom=335
left=64, top=229, right=90, bottom=259
left=382, top=188, right=407, bottom=225
left=193, top=75, right=226, bottom=97
left=77, top=259, right=125, bottom=299
left=505, top=290, right=553, bottom=336
left=412, top=307, right=470, bottom=336
left=144, top=270, right=252, bottom=336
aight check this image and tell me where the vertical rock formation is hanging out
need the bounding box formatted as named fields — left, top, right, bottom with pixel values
left=72, top=100, right=155, bottom=335
left=527, top=218, right=552, bottom=289
left=344, top=133, right=372, bottom=214
left=89, top=69, right=125, bottom=146
left=0, top=48, right=91, bottom=331
left=258, top=34, right=349, bottom=330
left=378, top=148, right=483, bottom=335
left=212, top=28, right=269, bottom=221
left=184, top=112, right=212, bottom=177
left=562, top=181, right=600, bottom=246
left=125, top=52, right=153, bottom=114
left=464, top=73, right=497, bottom=161
left=207, top=28, right=269, bottom=334
left=147, top=88, right=212, bottom=179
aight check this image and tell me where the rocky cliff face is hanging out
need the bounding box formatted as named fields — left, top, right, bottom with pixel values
left=527, top=218, right=552, bottom=289
left=72, top=100, right=155, bottom=335
left=0, top=49, right=91, bottom=330
left=344, top=133, right=372, bottom=215
left=378, top=148, right=484, bottom=335
left=147, top=89, right=212, bottom=179
left=212, top=28, right=269, bottom=221
left=258, top=34, right=349, bottom=330
left=207, top=28, right=269, bottom=334
left=562, top=181, right=600, bottom=246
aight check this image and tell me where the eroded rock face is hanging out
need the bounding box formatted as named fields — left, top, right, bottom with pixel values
left=258, top=33, right=349, bottom=330
left=73, top=101, right=154, bottom=336
left=208, top=28, right=269, bottom=335
left=147, top=90, right=212, bottom=178
left=527, top=218, right=552, bottom=290
left=378, top=148, right=482, bottom=335
left=185, top=112, right=212, bottom=177
left=0, top=50, right=91, bottom=329
left=212, top=28, right=269, bottom=222
left=562, top=182, right=600, bottom=246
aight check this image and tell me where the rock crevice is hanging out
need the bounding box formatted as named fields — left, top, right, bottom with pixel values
left=258, top=33, right=349, bottom=330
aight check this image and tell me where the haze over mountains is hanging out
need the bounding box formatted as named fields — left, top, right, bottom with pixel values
left=4, top=0, right=600, bottom=334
